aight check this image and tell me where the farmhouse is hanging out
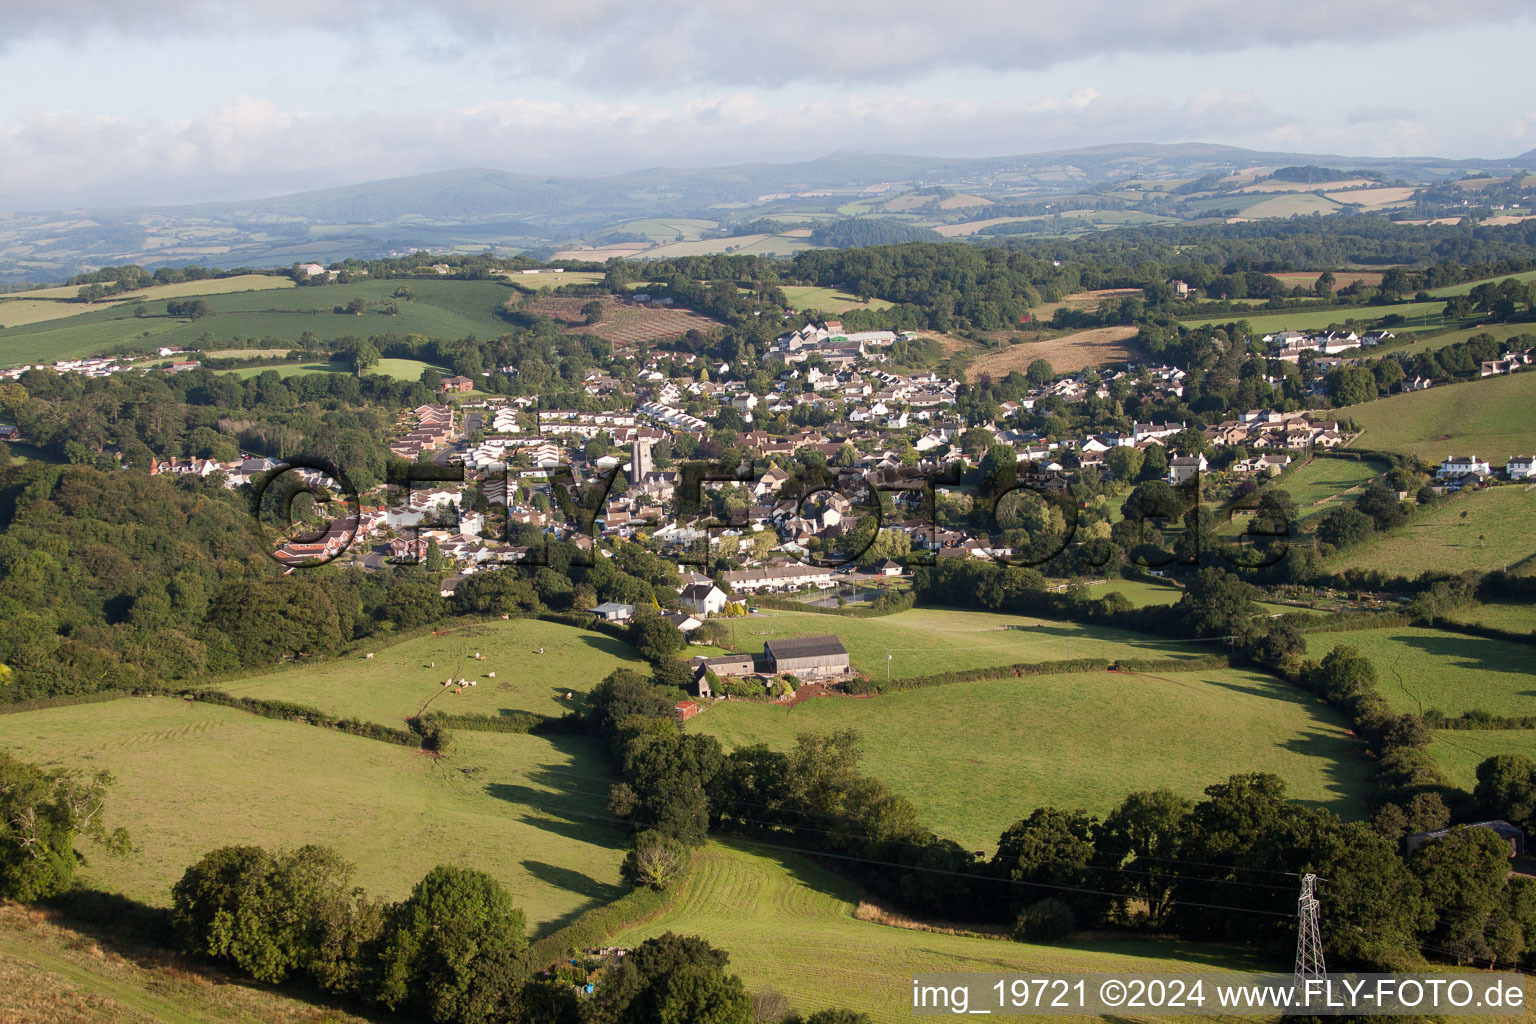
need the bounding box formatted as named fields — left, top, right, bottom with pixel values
left=762, top=635, right=851, bottom=680
left=1436, top=455, right=1492, bottom=479
left=440, top=375, right=475, bottom=393
left=1507, top=455, right=1536, bottom=480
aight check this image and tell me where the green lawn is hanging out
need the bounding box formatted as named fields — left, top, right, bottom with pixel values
left=0, top=698, right=626, bottom=931
left=737, top=607, right=1215, bottom=679
left=1337, top=371, right=1536, bottom=464
left=0, top=278, right=519, bottom=367
left=612, top=840, right=1257, bottom=1024
left=1265, top=455, right=1388, bottom=519
left=1303, top=627, right=1536, bottom=719
left=212, top=618, right=647, bottom=729
left=1327, top=486, right=1536, bottom=577
left=690, top=666, right=1366, bottom=849
left=1429, top=730, right=1536, bottom=790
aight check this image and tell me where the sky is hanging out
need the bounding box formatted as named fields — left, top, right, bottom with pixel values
left=2, top=0, right=1535, bottom=209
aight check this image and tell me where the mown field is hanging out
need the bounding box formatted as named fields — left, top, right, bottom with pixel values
left=1426, top=269, right=1536, bottom=298
left=213, top=618, right=646, bottom=728
left=690, top=666, right=1367, bottom=848
left=1303, top=627, right=1536, bottom=719
left=612, top=840, right=1258, bottom=1024
left=737, top=607, right=1214, bottom=679
left=1327, top=486, right=1536, bottom=577
left=0, top=698, right=627, bottom=931
left=0, top=903, right=380, bottom=1024
left=0, top=278, right=518, bottom=368
left=1338, top=371, right=1536, bottom=464
left=1267, top=455, right=1387, bottom=519
left=965, top=326, right=1142, bottom=377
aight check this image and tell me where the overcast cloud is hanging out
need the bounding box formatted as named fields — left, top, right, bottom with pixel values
left=1, top=1, right=1534, bottom=208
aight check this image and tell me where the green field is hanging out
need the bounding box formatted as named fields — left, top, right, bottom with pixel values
left=0, top=274, right=295, bottom=331
left=504, top=270, right=605, bottom=289
left=0, top=698, right=626, bottom=930
left=0, top=278, right=518, bottom=368
left=1425, top=269, right=1536, bottom=298
left=612, top=840, right=1257, bottom=1023
left=1328, top=486, right=1536, bottom=576
left=1386, top=321, right=1536, bottom=359
left=1338, top=371, right=1536, bottom=463
left=1448, top=601, right=1536, bottom=635
left=213, top=618, right=647, bottom=729
left=0, top=902, right=380, bottom=1024
left=1429, top=730, right=1536, bottom=790
left=779, top=285, right=893, bottom=313
left=1303, top=627, right=1536, bottom=719
left=690, top=666, right=1366, bottom=848
left=1266, top=455, right=1388, bottom=519
left=225, top=355, right=447, bottom=381
left=1181, top=299, right=1452, bottom=334
left=737, top=607, right=1215, bottom=679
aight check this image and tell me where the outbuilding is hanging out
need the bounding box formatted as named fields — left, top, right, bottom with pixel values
left=762, top=634, right=850, bottom=680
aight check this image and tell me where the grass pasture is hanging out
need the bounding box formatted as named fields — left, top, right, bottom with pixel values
left=737, top=607, right=1213, bottom=679
left=1328, top=486, right=1536, bottom=577
left=213, top=618, right=646, bottom=728
left=1430, top=730, right=1536, bottom=790
left=1448, top=601, right=1536, bottom=635
left=778, top=285, right=892, bottom=313
left=0, top=278, right=518, bottom=368
left=612, top=840, right=1257, bottom=1023
left=0, top=903, right=380, bottom=1024
left=1337, top=371, right=1536, bottom=463
left=1302, top=627, right=1536, bottom=719
left=1180, top=299, right=1450, bottom=334
left=0, top=698, right=627, bottom=929
left=689, top=666, right=1367, bottom=847
left=1268, top=455, right=1389, bottom=519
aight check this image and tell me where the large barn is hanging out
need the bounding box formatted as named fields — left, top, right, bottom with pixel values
left=762, top=635, right=850, bottom=680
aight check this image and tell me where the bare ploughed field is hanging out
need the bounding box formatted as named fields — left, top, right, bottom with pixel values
left=514, top=296, right=720, bottom=346
left=966, top=325, right=1141, bottom=378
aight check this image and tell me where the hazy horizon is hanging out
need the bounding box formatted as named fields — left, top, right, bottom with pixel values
left=3, top=0, right=1535, bottom=209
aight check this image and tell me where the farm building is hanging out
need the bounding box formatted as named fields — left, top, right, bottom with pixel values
left=762, top=635, right=850, bottom=680
left=592, top=601, right=635, bottom=623
left=690, top=654, right=756, bottom=697
left=675, top=700, right=700, bottom=722
left=1404, top=820, right=1525, bottom=858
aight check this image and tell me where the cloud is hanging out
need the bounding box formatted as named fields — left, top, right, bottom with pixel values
left=0, top=88, right=1290, bottom=208
left=1344, top=106, right=1418, bottom=125
left=2, top=0, right=1533, bottom=87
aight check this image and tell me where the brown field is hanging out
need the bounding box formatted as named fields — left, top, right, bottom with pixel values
left=1482, top=214, right=1536, bottom=226
left=1396, top=218, right=1465, bottom=226
left=1026, top=288, right=1143, bottom=321
left=1234, top=178, right=1376, bottom=193
left=967, top=325, right=1141, bottom=378
left=934, top=216, right=1040, bottom=237
left=514, top=296, right=720, bottom=347
left=883, top=193, right=934, bottom=212
left=550, top=243, right=651, bottom=260
left=1270, top=271, right=1385, bottom=289
left=1323, top=186, right=1418, bottom=209
left=936, top=192, right=993, bottom=209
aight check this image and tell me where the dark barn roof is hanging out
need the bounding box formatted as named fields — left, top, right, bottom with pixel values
left=765, top=635, right=848, bottom=660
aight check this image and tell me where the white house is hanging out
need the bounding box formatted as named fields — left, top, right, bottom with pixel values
left=1436, top=456, right=1492, bottom=479
left=1506, top=456, right=1535, bottom=480
left=680, top=582, right=728, bottom=616
left=1167, top=453, right=1208, bottom=485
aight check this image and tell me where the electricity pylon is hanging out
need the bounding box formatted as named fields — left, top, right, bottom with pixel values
left=1293, top=873, right=1326, bottom=984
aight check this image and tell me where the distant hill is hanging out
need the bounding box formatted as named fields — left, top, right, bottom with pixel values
left=2, top=143, right=1534, bottom=283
